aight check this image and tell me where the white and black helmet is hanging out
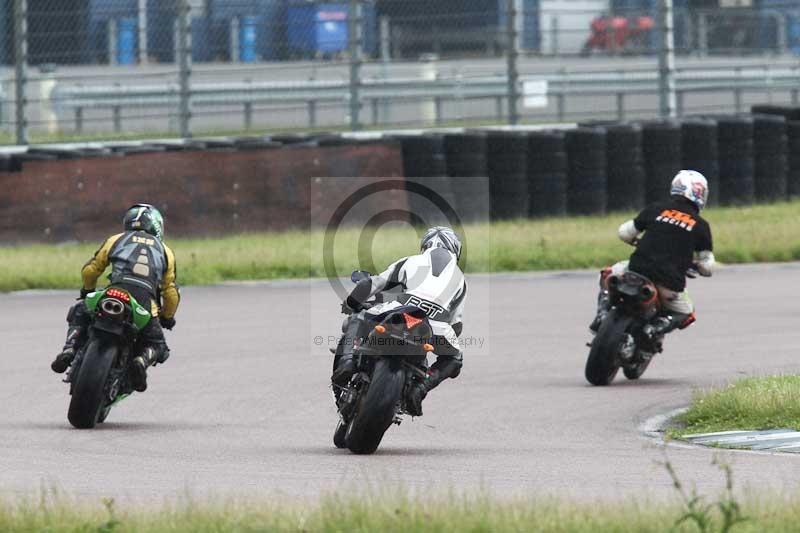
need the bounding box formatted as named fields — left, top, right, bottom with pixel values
left=670, top=170, right=709, bottom=210
left=420, top=226, right=462, bottom=259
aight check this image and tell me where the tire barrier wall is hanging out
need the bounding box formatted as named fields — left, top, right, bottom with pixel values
left=753, top=114, right=788, bottom=203
left=715, top=115, right=755, bottom=206
left=423, top=108, right=797, bottom=221
left=605, top=124, right=645, bottom=212
left=0, top=136, right=405, bottom=243
left=642, top=120, right=683, bottom=205
left=396, top=134, right=456, bottom=226
left=487, top=131, right=530, bottom=220
left=565, top=127, right=607, bottom=215
left=790, top=121, right=800, bottom=197
left=753, top=105, right=800, bottom=198
left=528, top=130, right=568, bottom=217
left=444, top=131, right=490, bottom=223
left=681, top=119, right=719, bottom=207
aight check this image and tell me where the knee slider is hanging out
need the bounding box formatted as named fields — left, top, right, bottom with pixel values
left=678, top=312, right=696, bottom=330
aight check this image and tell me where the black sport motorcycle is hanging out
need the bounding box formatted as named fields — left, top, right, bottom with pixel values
left=584, top=270, right=666, bottom=386
left=65, top=287, right=154, bottom=428
left=332, top=271, right=435, bottom=454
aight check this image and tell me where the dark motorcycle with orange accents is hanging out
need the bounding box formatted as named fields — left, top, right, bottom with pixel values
left=584, top=270, right=664, bottom=386
left=333, top=271, right=435, bottom=455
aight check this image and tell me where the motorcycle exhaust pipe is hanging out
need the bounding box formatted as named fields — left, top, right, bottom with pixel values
left=100, top=298, right=125, bottom=316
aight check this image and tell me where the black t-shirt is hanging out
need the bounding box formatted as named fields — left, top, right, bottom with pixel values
left=628, top=197, right=713, bottom=292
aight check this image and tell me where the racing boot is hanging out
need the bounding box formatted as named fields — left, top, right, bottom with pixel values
left=51, top=326, right=83, bottom=373
left=331, top=318, right=362, bottom=390
left=642, top=312, right=694, bottom=349
left=131, top=346, right=160, bottom=392
left=589, top=289, right=611, bottom=334
left=406, top=381, right=427, bottom=417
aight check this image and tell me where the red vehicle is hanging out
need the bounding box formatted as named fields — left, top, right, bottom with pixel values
left=581, top=14, right=655, bottom=55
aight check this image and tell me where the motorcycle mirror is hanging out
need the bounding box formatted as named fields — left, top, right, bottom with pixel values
left=351, top=270, right=372, bottom=283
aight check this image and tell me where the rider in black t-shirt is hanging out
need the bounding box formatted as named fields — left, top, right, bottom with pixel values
left=590, top=170, right=715, bottom=340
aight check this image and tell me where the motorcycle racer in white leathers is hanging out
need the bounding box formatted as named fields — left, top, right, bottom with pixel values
left=332, top=226, right=466, bottom=416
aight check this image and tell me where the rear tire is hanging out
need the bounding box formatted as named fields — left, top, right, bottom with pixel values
left=68, top=339, right=116, bottom=429
left=345, top=359, right=404, bottom=455
left=585, top=309, right=632, bottom=386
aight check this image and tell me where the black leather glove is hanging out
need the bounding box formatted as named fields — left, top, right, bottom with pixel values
left=346, top=296, right=364, bottom=312
left=159, top=316, right=176, bottom=330
left=79, top=288, right=92, bottom=300
left=341, top=300, right=357, bottom=315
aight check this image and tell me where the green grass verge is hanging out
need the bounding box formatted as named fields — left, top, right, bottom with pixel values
left=1, top=490, right=797, bottom=532
left=670, top=375, right=800, bottom=438
left=3, top=200, right=800, bottom=292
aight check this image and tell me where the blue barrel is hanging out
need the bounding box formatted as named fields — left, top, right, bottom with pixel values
left=239, top=15, right=258, bottom=62
left=287, top=2, right=377, bottom=57
left=88, top=0, right=137, bottom=63
left=117, top=17, right=137, bottom=65
left=498, top=0, right=539, bottom=51
left=316, top=5, right=348, bottom=53
left=210, top=0, right=285, bottom=61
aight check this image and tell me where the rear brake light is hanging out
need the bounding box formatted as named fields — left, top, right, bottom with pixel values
left=106, top=288, right=130, bottom=303
left=403, top=313, right=423, bottom=329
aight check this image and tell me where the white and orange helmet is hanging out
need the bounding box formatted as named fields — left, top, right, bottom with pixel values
left=670, top=170, right=709, bottom=210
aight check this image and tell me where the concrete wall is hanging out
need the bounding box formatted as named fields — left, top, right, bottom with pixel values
left=0, top=141, right=405, bottom=243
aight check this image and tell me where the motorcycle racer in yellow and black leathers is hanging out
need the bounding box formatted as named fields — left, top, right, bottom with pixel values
left=51, top=204, right=180, bottom=392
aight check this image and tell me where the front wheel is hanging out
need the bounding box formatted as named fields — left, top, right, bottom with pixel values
left=97, top=405, right=112, bottom=424
left=68, top=339, right=117, bottom=429
left=585, top=309, right=633, bottom=386
left=333, top=418, right=348, bottom=448
left=345, top=359, right=405, bottom=455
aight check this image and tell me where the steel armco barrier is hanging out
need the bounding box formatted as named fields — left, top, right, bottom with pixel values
left=49, top=63, right=800, bottom=134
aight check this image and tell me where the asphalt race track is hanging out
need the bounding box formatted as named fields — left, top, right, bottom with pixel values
left=2, top=263, right=800, bottom=502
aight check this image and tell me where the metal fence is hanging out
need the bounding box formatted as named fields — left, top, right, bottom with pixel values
left=3, top=0, right=800, bottom=143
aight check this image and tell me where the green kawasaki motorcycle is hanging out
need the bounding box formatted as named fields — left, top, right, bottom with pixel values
left=66, top=287, right=153, bottom=429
